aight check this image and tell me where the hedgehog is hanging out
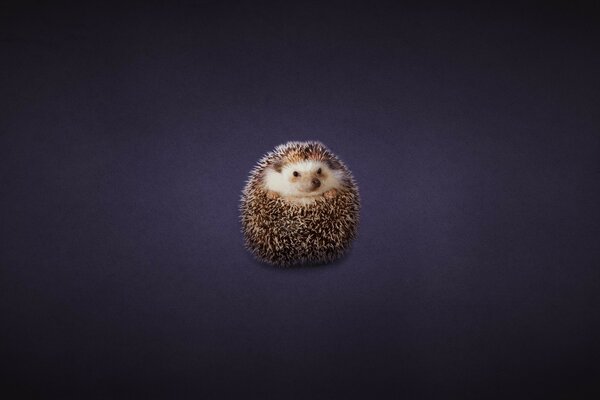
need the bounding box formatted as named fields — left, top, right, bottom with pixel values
left=240, top=141, right=360, bottom=267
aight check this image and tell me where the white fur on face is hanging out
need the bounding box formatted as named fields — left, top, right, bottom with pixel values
left=263, top=160, right=344, bottom=200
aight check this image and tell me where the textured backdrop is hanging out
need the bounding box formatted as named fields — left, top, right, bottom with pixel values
left=1, top=2, right=599, bottom=398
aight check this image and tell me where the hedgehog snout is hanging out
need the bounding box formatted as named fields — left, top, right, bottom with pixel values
left=297, top=176, right=321, bottom=192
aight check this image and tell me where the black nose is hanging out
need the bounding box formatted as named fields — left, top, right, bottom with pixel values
left=312, top=178, right=321, bottom=188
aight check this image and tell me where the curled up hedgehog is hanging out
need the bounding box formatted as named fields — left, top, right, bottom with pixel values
left=240, top=141, right=360, bottom=267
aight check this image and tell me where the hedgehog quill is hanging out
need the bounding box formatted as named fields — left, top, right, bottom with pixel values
left=240, top=141, right=360, bottom=267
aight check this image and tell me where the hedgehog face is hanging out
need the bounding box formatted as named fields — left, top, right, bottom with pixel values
left=263, top=159, right=343, bottom=199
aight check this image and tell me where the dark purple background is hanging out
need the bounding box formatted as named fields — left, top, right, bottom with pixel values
left=1, top=2, right=599, bottom=398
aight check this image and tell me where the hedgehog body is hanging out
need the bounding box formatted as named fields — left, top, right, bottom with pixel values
left=240, top=141, right=360, bottom=267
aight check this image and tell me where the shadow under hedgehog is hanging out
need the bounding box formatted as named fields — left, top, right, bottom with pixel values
left=240, top=141, right=360, bottom=267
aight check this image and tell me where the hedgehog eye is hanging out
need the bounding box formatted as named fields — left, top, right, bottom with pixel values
left=317, top=168, right=322, bottom=174
left=293, top=171, right=299, bottom=177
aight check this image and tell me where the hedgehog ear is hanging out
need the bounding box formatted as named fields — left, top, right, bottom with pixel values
left=326, top=158, right=342, bottom=170
left=272, top=160, right=283, bottom=173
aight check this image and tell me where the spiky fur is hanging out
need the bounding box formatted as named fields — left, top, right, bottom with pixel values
left=240, top=141, right=360, bottom=267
